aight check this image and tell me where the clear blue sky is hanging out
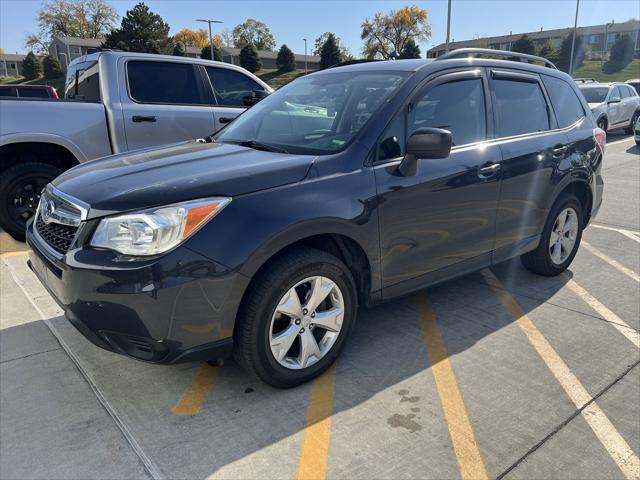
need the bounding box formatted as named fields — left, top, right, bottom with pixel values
left=1, top=0, right=638, bottom=56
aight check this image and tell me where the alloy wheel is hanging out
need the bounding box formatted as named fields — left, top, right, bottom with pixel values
left=269, top=276, right=345, bottom=370
left=549, top=207, right=579, bottom=265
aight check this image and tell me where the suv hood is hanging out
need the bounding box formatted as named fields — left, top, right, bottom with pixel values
left=52, top=141, right=314, bottom=218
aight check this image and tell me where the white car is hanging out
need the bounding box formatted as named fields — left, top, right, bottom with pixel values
left=578, top=82, right=640, bottom=133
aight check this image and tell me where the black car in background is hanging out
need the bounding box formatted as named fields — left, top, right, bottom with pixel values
left=27, top=49, right=605, bottom=387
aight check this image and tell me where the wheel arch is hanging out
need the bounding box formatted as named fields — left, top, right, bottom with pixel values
left=0, top=135, right=84, bottom=174
left=552, top=179, right=593, bottom=227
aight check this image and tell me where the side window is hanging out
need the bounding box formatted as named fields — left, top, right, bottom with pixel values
left=16, top=87, right=49, bottom=98
left=127, top=61, right=204, bottom=105
left=377, top=112, right=406, bottom=161
left=409, top=78, right=486, bottom=146
left=541, top=75, right=585, bottom=128
left=206, top=67, right=262, bottom=106
left=621, top=86, right=634, bottom=98
left=609, top=86, right=621, bottom=100
left=493, top=78, right=549, bottom=137
left=0, top=86, right=14, bottom=97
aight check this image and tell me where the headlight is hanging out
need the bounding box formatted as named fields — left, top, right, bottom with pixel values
left=90, top=197, right=231, bottom=256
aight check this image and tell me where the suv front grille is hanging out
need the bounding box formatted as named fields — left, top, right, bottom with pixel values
left=34, top=186, right=85, bottom=254
left=35, top=215, right=78, bottom=253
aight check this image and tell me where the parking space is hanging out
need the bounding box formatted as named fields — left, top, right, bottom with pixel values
left=1, top=135, right=638, bottom=479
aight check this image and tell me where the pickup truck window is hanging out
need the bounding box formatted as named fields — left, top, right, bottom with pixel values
left=0, top=86, right=13, bottom=97
left=65, top=61, right=100, bottom=101
left=127, top=60, right=205, bottom=105
left=205, top=67, right=262, bottom=106
left=16, top=87, right=50, bottom=98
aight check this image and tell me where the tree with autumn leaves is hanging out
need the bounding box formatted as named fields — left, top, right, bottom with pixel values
left=360, top=5, right=431, bottom=59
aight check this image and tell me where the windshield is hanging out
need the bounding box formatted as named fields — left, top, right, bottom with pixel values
left=578, top=86, right=609, bottom=103
left=215, top=71, right=409, bottom=155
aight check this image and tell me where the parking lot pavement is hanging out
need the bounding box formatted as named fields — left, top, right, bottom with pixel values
left=1, top=135, right=638, bottom=480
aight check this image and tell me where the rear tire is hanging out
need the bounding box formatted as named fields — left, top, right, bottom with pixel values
left=0, top=162, right=61, bottom=241
left=625, top=111, right=639, bottom=134
left=521, top=194, right=583, bottom=276
left=233, top=247, right=357, bottom=388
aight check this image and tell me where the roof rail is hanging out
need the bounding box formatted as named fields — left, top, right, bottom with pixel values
left=435, top=48, right=557, bottom=69
left=328, top=59, right=382, bottom=68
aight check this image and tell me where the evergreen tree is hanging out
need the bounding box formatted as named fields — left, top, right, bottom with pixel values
left=603, top=34, right=634, bottom=73
left=320, top=33, right=342, bottom=69
left=240, top=44, right=261, bottom=73
left=276, top=44, right=296, bottom=72
left=556, top=33, right=585, bottom=73
left=42, top=54, right=64, bottom=79
left=201, top=44, right=222, bottom=61
left=511, top=34, right=536, bottom=55
left=102, top=3, right=171, bottom=54
left=398, top=38, right=421, bottom=59
left=22, top=52, right=42, bottom=80
left=172, top=42, right=186, bottom=56
left=537, top=42, right=559, bottom=64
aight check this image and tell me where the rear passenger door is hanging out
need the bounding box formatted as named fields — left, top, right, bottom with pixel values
left=120, top=59, right=217, bottom=151
left=607, top=86, right=625, bottom=126
left=620, top=85, right=638, bottom=123
left=490, top=69, right=570, bottom=262
left=203, top=66, right=267, bottom=131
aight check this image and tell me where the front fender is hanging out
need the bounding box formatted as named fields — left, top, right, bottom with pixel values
left=186, top=167, right=382, bottom=293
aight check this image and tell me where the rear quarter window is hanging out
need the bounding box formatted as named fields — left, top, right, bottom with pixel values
left=542, top=75, right=585, bottom=128
left=65, top=60, right=100, bottom=101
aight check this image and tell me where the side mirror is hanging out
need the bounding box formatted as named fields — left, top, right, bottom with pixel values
left=243, top=89, right=270, bottom=107
left=608, top=96, right=621, bottom=104
left=397, top=128, right=452, bottom=176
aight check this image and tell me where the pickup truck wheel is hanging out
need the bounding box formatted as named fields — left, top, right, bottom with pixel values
left=626, top=111, right=639, bottom=134
left=233, top=247, right=357, bottom=388
left=0, top=162, right=61, bottom=241
left=521, top=194, right=583, bottom=276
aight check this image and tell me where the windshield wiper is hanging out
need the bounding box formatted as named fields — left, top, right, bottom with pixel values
left=235, top=140, right=289, bottom=154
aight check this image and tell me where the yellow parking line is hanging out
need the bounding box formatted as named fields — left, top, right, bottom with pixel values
left=563, top=275, right=640, bottom=348
left=171, top=363, right=218, bottom=415
left=296, top=363, right=337, bottom=480
left=416, top=293, right=489, bottom=480
left=0, top=250, right=30, bottom=257
left=482, top=269, right=640, bottom=480
left=581, top=241, right=640, bottom=283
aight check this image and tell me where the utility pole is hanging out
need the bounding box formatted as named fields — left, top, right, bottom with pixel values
left=568, top=0, right=580, bottom=76
left=445, top=0, right=452, bottom=53
left=303, top=38, right=307, bottom=73
left=196, top=18, right=223, bottom=60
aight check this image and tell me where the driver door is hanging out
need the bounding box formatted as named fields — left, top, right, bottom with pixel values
left=374, top=69, right=502, bottom=293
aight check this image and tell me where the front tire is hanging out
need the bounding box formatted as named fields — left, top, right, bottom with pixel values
left=233, top=247, right=357, bottom=388
left=0, top=162, right=61, bottom=241
left=521, top=194, right=583, bottom=276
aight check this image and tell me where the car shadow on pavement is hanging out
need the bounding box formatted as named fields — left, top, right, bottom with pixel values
left=3, top=255, right=594, bottom=479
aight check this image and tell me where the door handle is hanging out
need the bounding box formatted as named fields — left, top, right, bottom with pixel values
left=218, top=117, right=233, bottom=124
left=132, top=115, right=157, bottom=123
left=477, top=163, right=501, bottom=179
left=552, top=144, right=568, bottom=157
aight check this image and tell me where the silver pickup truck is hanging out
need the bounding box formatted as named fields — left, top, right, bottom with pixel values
left=0, top=51, right=272, bottom=239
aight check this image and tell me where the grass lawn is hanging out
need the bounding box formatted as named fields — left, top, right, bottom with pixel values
left=0, top=75, right=65, bottom=94
left=256, top=68, right=314, bottom=89
left=572, top=59, right=640, bottom=82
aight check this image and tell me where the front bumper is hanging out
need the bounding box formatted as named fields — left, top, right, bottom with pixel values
left=26, top=219, right=248, bottom=364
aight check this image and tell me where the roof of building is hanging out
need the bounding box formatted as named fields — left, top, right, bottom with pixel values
left=429, top=19, right=640, bottom=53
left=0, top=54, right=27, bottom=61
left=54, top=36, right=104, bottom=47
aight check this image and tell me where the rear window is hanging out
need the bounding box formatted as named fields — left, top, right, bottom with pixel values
left=579, top=86, right=609, bottom=103
left=127, top=61, right=204, bottom=105
left=542, top=75, right=585, bottom=128
left=493, top=79, right=550, bottom=137
left=65, top=60, right=100, bottom=101
left=0, top=86, right=14, bottom=97
left=16, top=87, right=50, bottom=98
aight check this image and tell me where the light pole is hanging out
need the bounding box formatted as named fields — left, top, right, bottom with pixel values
left=568, top=0, right=580, bottom=76
left=602, top=20, right=613, bottom=69
left=303, top=38, right=307, bottom=73
left=196, top=18, right=223, bottom=60
left=445, top=0, right=452, bottom=53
